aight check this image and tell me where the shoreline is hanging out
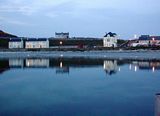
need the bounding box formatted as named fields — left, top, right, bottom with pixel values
left=0, top=50, right=160, bottom=60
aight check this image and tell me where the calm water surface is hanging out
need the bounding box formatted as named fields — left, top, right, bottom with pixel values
left=0, top=57, right=160, bottom=116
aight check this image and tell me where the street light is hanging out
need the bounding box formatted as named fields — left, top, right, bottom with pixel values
left=60, top=41, right=63, bottom=45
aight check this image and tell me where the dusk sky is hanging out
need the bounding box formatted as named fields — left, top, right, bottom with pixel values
left=0, top=0, right=160, bottom=39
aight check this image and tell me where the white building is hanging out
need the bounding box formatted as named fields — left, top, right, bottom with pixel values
left=9, top=38, right=23, bottom=48
left=103, top=32, right=117, bottom=47
left=25, top=38, right=49, bottom=48
left=139, top=35, right=160, bottom=46
left=130, top=35, right=160, bottom=47
left=55, top=32, right=69, bottom=39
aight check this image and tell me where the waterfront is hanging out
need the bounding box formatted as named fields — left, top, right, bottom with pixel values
left=1, top=50, right=160, bottom=59
left=0, top=56, right=160, bottom=116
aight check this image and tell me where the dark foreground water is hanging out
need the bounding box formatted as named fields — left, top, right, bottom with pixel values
left=0, top=57, right=160, bottom=116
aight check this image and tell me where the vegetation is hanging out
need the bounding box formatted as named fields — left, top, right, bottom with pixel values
left=0, top=39, right=9, bottom=48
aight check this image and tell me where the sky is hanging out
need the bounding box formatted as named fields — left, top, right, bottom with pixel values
left=0, top=0, right=160, bottom=39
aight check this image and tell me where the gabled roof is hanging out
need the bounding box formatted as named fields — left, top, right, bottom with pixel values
left=150, top=36, right=160, bottom=40
left=139, top=35, right=160, bottom=40
left=9, top=38, right=22, bottom=42
left=25, top=38, right=48, bottom=41
left=55, top=32, right=69, bottom=35
left=104, top=32, right=117, bottom=37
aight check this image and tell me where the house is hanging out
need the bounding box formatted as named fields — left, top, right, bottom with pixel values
left=55, top=32, right=69, bottom=39
left=9, top=38, right=23, bottom=48
left=25, top=38, right=49, bottom=48
left=138, top=35, right=150, bottom=46
left=103, top=32, right=117, bottom=47
left=139, top=35, right=160, bottom=46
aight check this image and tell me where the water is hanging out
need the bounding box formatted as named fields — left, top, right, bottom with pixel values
left=0, top=57, right=160, bottom=116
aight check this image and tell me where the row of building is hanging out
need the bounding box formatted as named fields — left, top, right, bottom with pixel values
left=8, top=32, right=160, bottom=49
left=9, top=38, right=49, bottom=49
left=9, top=32, right=70, bottom=49
left=130, top=35, right=160, bottom=47
left=8, top=32, right=118, bottom=49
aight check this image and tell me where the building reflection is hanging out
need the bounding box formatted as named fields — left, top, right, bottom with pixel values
left=103, top=60, right=118, bottom=75
left=56, top=61, right=69, bottom=74
left=0, top=58, right=160, bottom=75
left=155, top=93, right=160, bottom=116
left=0, top=60, right=9, bottom=74
left=25, top=59, right=49, bottom=68
left=9, top=59, right=24, bottom=68
left=130, top=61, right=160, bottom=72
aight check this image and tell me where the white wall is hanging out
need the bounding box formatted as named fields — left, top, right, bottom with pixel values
left=9, top=41, right=23, bottom=48
left=103, top=36, right=117, bottom=47
left=25, top=40, right=49, bottom=48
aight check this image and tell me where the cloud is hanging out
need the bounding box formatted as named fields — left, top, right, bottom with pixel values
left=0, top=0, right=160, bottom=17
left=0, top=0, right=72, bottom=15
left=0, top=16, right=30, bottom=26
left=0, top=0, right=160, bottom=38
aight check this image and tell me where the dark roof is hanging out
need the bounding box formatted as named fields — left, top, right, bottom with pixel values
left=139, top=35, right=150, bottom=40
left=150, top=36, right=160, bottom=40
left=139, top=35, right=160, bottom=40
left=25, top=38, right=48, bottom=41
left=55, top=32, right=69, bottom=35
left=9, top=38, right=22, bottom=42
left=104, top=32, right=117, bottom=37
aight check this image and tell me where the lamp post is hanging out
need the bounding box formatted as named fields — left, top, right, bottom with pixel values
left=59, top=41, right=63, bottom=49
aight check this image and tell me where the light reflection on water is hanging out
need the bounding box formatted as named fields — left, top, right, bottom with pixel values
left=0, top=58, right=160, bottom=116
left=1, top=58, right=160, bottom=74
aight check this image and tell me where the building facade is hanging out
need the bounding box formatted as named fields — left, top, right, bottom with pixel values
left=25, top=38, right=49, bottom=48
left=139, top=35, right=160, bottom=46
left=9, top=38, right=23, bottom=48
left=55, top=32, right=69, bottom=39
left=103, top=32, right=117, bottom=47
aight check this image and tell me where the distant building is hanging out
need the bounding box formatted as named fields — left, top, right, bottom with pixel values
left=139, top=35, right=160, bottom=46
left=103, top=32, right=117, bottom=47
left=9, top=38, right=23, bottom=48
left=55, top=32, right=69, bottom=39
left=25, top=38, right=49, bottom=48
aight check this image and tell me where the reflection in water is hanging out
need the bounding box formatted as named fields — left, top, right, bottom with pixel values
left=25, top=59, right=49, bottom=68
left=153, top=67, right=155, bottom=72
left=0, top=60, right=9, bottom=74
left=155, top=94, right=160, bottom=116
left=0, top=58, right=160, bottom=75
left=56, top=61, right=69, bottom=74
left=130, top=61, right=160, bottom=73
left=103, top=60, right=118, bottom=75
left=0, top=57, right=160, bottom=116
left=9, top=59, right=24, bottom=68
left=134, top=66, right=138, bottom=72
left=129, top=64, right=132, bottom=70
